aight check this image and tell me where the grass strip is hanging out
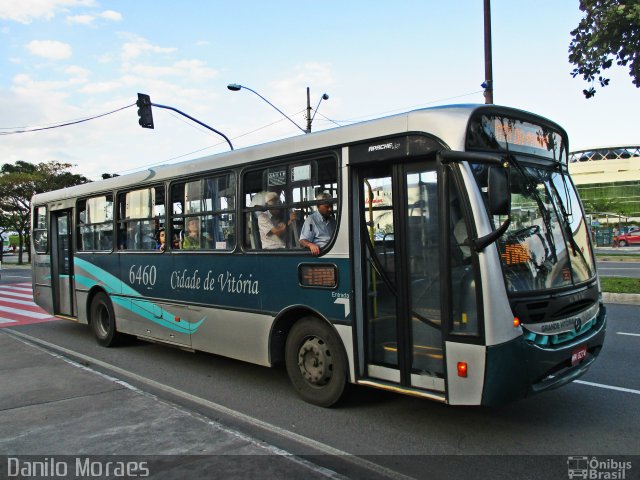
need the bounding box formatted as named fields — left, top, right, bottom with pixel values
left=600, top=277, right=640, bottom=294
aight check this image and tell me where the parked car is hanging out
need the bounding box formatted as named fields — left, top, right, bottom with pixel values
left=616, top=229, right=640, bottom=247
left=619, top=226, right=640, bottom=235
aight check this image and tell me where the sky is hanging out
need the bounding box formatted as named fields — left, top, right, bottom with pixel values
left=0, top=0, right=637, bottom=181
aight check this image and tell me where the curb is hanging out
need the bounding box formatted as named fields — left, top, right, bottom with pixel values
left=603, top=292, right=640, bottom=306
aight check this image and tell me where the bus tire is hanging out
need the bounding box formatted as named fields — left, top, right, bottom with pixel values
left=90, top=292, right=121, bottom=347
left=285, top=317, right=347, bottom=407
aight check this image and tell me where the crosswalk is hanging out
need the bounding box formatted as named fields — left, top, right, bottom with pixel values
left=0, top=282, right=58, bottom=328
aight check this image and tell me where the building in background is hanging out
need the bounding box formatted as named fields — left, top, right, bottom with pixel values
left=569, top=146, right=640, bottom=246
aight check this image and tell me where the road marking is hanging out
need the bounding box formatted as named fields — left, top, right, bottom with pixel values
left=617, top=332, right=640, bottom=337
left=0, top=285, right=32, bottom=293
left=574, top=380, right=640, bottom=395
left=0, top=290, right=33, bottom=299
left=0, top=297, right=38, bottom=307
left=0, top=305, right=52, bottom=318
left=0, top=282, right=58, bottom=327
left=3, top=329, right=415, bottom=480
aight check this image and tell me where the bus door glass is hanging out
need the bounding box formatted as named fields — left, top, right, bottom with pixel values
left=51, top=209, right=75, bottom=317
left=357, top=161, right=444, bottom=391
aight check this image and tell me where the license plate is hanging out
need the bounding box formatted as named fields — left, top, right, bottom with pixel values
left=571, top=345, right=588, bottom=366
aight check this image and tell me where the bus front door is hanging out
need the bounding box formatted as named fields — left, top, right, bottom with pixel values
left=356, top=161, right=446, bottom=395
left=51, top=209, right=76, bottom=318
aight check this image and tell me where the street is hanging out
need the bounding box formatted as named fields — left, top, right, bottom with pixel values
left=1, top=266, right=639, bottom=479
left=597, top=261, right=640, bottom=279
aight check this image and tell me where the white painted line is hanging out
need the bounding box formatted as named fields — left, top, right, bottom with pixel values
left=617, top=332, right=640, bottom=337
left=0, top=297, right=38, bottom=307
left=0, top=305, right=51, bottom=318
left=0, top=317, right=17, bottom=324
left=574, top=380, right=640, bottom=395
left=0, top=290, right=33, bottom=299
left=0, top=285, right=32, bottom=293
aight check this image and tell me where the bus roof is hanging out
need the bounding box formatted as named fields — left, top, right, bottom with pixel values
left=32, top=104, right=564, bottom=205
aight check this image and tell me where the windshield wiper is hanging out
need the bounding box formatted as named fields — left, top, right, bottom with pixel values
left=551, top=174, right=590, bottom=270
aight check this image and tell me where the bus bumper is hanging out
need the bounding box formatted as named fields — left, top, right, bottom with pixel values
left=482, top=304, right=607, bottom=405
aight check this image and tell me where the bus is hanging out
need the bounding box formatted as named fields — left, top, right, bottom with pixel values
left=30, top=104, right=606, bottom=407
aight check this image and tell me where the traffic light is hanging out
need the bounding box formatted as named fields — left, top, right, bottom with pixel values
left=136, top=93, right=154, bottom=129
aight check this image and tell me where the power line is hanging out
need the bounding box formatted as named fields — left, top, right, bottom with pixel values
left=0, top=103, right=136, bottom=135
left=116, top=111, right=308, bottom=175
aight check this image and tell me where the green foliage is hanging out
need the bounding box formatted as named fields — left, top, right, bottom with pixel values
left=568, top=0, right=640, bottom=98
left=581, top=196, right=625, bottom=216
left=600, top=276, right=640, bottom=294
left=0, top=161, right=90, bottom=261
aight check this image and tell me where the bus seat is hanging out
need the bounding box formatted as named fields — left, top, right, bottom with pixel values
left=248, top=214, right=262, bottom=249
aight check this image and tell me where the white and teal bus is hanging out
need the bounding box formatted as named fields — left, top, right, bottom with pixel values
left=31, top=105, right=606, bottom=407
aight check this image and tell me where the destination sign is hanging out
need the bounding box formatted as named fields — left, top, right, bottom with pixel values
left=467, top=114, right=566, bottom=162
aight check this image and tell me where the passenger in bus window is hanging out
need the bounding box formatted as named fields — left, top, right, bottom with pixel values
left=156, top=228, right=166, bottom=252
left=299, top=192, right=336, bottom=256
left=182, top=218, right=201, bottom=249
left=258, top=191, right=296, bottom=249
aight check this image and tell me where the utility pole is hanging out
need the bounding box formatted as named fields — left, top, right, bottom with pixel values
left=306, top=87, right=312, bottom=133
left=483, top=0, right=494, bottom=104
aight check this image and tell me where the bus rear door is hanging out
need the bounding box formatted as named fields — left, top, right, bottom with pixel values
left=50, top=209, right=76, bottom=318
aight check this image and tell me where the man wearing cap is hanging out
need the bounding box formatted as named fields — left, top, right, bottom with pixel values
left=299, top=192, right=336, bottom=256
left=258, top=192, right=296, bottom=249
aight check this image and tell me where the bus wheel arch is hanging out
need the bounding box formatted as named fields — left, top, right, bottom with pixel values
left=88, top=289, right=121, bottom=347
left=283, top=314, right=348, bottom=407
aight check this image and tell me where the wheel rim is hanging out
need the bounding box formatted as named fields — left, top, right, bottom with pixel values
left=297, top=336, right=333, bottom=386
left=95, top=303, right=110, bottom=338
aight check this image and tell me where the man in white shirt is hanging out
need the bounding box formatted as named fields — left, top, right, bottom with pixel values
left=258, top=192, right=296, bottom=249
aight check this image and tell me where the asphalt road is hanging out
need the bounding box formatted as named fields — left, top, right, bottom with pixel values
left=597, top=261, right=640, bottom=279
left=4, top=302, right=639, bottom=478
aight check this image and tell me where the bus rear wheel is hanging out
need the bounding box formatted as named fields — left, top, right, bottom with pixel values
left=90, top=292, right=121, bottom=347
left=285, top=317, right=347, bottom=407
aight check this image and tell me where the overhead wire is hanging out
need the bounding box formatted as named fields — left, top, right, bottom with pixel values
left=0, top=103, right=136, bottom=135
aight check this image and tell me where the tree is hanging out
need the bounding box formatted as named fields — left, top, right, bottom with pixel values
left=0, top=161, right=89, bottom=264
left=568, top=1, right=640, bottom=98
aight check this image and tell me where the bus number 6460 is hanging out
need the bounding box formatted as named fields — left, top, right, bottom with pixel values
left=129, top=265, right=157, bottom=287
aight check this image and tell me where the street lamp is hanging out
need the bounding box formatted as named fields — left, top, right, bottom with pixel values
left=227, top=83, right=328, bottom=134
left=307, top=89, right=329, bottom=133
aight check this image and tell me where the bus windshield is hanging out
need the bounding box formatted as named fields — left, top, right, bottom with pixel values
left=473, top=162, right=595, bottom=293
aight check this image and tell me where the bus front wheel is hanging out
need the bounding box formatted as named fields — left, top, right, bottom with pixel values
left=285, top=317, right=347, bottom=407
left=90, top=292, right=121, bottom=347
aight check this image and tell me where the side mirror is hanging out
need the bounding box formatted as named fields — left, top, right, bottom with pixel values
left=487, top=166, right=510, bottom=216
left=474, top=165, right=511, bottom=251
